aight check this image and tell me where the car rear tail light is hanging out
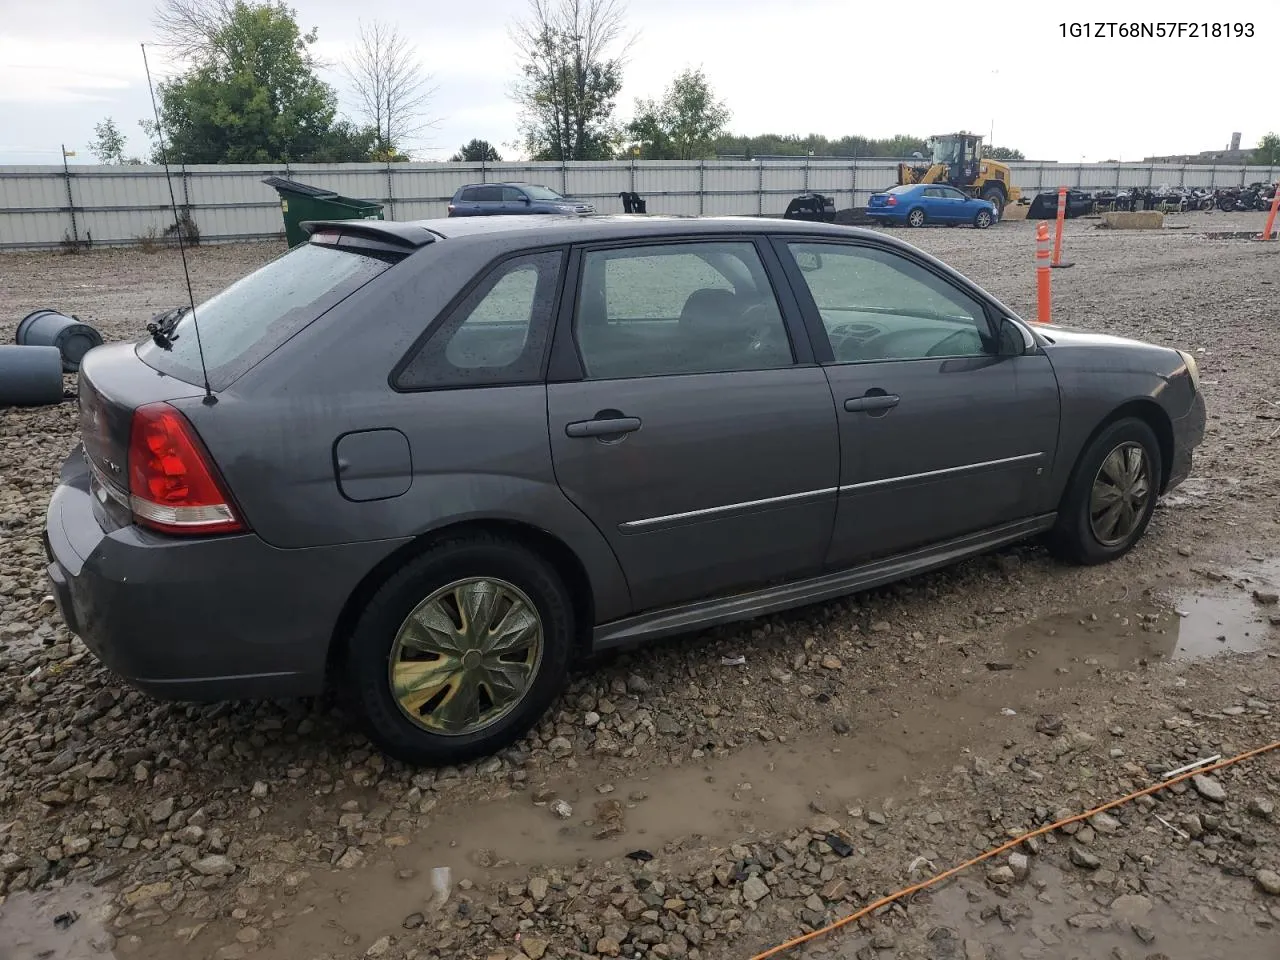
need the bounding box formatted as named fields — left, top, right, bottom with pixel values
left=127, top=403, right=245, bottom=536
left=887, top=196, right=898, bottom=206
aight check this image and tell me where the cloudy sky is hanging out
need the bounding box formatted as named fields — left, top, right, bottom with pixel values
left=0, top=0, right=1272, bottom=166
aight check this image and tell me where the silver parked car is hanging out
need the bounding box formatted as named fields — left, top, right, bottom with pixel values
left=45, top=215, right=1206, bottom=765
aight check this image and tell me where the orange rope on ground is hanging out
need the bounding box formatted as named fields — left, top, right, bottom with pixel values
left=748, top=738, right=1280, bottom=960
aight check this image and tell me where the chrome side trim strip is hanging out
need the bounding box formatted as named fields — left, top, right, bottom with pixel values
left=619, top=486, right=839, bottom=532
left=839, top=452, right=1043, bottom=494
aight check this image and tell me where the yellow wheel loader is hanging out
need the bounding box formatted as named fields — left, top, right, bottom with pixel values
left=897, top=133, right=1021, bottom=216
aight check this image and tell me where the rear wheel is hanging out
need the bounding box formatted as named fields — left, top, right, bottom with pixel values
left=1048, top=418, right=1162, bottom=566
left=907, top=207, right=926, bottom=227
left=346, top=536, right=573, bottom=766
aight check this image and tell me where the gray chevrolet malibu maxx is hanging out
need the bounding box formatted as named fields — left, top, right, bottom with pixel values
left=45, top=215, right=1206, bottom=765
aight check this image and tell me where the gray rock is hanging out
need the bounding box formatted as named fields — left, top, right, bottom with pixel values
left=626, top=673, right=652, bottom=694
left=1110, top=895, right=1152, bottom=922
left=365, top=935, right=391, bottom=957
left=1257, top=870, right=1280, bottom=896
left=1069, top=847, right=1101, bottom=870
left=1090, top=812, right=1121, bottom=834
left=549, top=799, right=573, bottom=820
left=547, top=737, right=573, bottom=759
left=87, top=759, right=117, bottom=781
left=1191, top=774, right=1226, bottom=803
left=1008, top=853, right=1030, bottom=881
left=1066, top=914, right=1111, bottom=930
left=742, top=875, right=770, bottom=903
left=191, top=855, right=235, bottom=877
left=1248, top=797, right=1275, bottom=820
left=150, top=798, right=176, bottom=823
left=987, top=865, right=1015, bottom=885
left=528, top=877, right=549, bottom=902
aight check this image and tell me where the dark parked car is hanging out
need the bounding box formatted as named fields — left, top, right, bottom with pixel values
left=447, top=182, right=594, bottom=217
left=45, top=214, right=1206, bottom=766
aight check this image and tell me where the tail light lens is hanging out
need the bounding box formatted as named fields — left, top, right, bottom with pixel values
left=127, top=403, right=245, bottom=535
left=887, top=196, right=898, bottom=206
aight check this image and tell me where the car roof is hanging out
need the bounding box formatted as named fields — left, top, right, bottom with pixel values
left=306, top=214, right=885, bottom=248
left=455, top=181, right=549, bottom=190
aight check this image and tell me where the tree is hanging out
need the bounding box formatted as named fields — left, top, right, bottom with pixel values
left=151, top=1, right=367, bottom=163
left=625, top=68, right=730, bottom=160
left=88, top=117, right=127, bottom=164
left=511, top=0, right=632, bottom=161
left=986, top=146, right=1025, bottom=160
left=451, top=139, right=502, bottom=162
left=1254, top=132, right=1280, bottom=166
left=153, top=0, right=322, bottom=67
left=344, top=20, right=437, bottom=160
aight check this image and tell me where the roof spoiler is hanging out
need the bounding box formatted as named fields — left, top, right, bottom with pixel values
left=300, top=220, right=438, bottom=252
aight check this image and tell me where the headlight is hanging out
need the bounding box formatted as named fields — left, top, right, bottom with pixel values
left=1177, top=350, right=1200, bottom=393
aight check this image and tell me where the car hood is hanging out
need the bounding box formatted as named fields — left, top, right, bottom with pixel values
left=1035, top=325, right=1158, bottom=351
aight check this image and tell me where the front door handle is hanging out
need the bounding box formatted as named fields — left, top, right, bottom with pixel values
left=565, top=416, right=642, bottom=439
left=844, top=395, right=900, bottom=413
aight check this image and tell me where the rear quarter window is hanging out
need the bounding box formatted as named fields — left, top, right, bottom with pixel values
left=136, top=242, right=398, bottom=390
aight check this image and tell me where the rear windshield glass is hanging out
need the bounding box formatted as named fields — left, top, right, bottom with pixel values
left=886, top=185, right=915, bottom=194
left=137, top=242, right=398, bottom=389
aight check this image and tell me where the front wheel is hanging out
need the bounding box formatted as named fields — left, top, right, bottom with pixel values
left=1048, top=418, right=1163, bottom=566
left=907, top=208, right=926, bottom=227
left=346, top=536, right=574, bottom=766
left=973, top=209, right=994, bottom=229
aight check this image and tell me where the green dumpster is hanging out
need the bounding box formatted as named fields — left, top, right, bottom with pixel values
left=262, top=176, right=384, bottom=248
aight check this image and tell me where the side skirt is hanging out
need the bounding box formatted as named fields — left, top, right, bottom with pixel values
left=591, top=513, right=1057, bottom=651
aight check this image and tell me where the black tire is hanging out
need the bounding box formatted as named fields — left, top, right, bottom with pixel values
left=346, top=535, right=574, bottom=766
left=907, top=207, right=926, bottom=227
left=980, top=187, right=1006, bottom=218
left=1048, top=417, right=1163, bottom=566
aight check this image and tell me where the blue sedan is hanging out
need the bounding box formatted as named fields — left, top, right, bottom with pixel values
left=866, top=184, right=997, bottom=228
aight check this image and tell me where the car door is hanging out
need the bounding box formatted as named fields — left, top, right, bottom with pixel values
left=943, top=186, right=976, bottom=221
left=454, top=186, right=483, bottom=216
left=772, top=237, right=1061, bottom=569
left=546, top=237, right=840, bottom=613
left=473, top=184, right=503, bottom=214
left=921, top=187, right=953, bottom=223
left=502, top=186, right=529, bottom=214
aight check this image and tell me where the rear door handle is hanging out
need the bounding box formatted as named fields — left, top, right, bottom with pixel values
left=844, top=395, right=900, bottom=413
left=565, top=417, right=642, bottom=438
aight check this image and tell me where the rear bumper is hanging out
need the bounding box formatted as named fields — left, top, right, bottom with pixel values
left=45, top=447, right=405, bottom=701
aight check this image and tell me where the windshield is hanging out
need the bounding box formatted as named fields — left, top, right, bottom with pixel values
left=931, top=138, right=962, bottom=165
left=521, top=184, right=565, bottom=201
left=137, top=242, right=400, bottom=389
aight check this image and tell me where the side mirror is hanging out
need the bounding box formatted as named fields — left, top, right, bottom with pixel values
left=794, top=250, right=823, bottom=273
left=521, top=195, right=532, bottom=205
left=997, top=316, right=1030, bottom=356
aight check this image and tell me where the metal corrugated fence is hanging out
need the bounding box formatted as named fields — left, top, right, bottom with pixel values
left=1, top=159, right=1276, bottom=250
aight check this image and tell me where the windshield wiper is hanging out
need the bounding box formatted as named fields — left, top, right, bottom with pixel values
left=146, top=306, right=187, bottom=350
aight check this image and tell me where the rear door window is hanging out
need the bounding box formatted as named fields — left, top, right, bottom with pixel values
left=395, top=250, right=565, bottom=389
left=460, top=186, right=482, bottom=202
left=476, top=186, right=503, bottom=203
left=136, top=241, right=400, bottom=389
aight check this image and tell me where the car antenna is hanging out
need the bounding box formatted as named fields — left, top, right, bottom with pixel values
left=141, top=42, right=215, bottom=406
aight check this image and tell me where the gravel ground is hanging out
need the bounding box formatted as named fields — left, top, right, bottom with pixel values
left=2, top=211, right=1279, bottom=960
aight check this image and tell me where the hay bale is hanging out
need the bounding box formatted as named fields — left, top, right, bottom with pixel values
left=1101, top=211, right=1164, bottom=230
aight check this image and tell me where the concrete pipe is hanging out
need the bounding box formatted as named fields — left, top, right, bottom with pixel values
left=0, top=345, right=67, bottom=406
left=15, top=308, right=104, bottom=373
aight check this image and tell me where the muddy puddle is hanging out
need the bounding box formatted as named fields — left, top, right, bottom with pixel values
left=852, top=860, right=1280, bottom=960
left=0, top=882, right=116, bottom=960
